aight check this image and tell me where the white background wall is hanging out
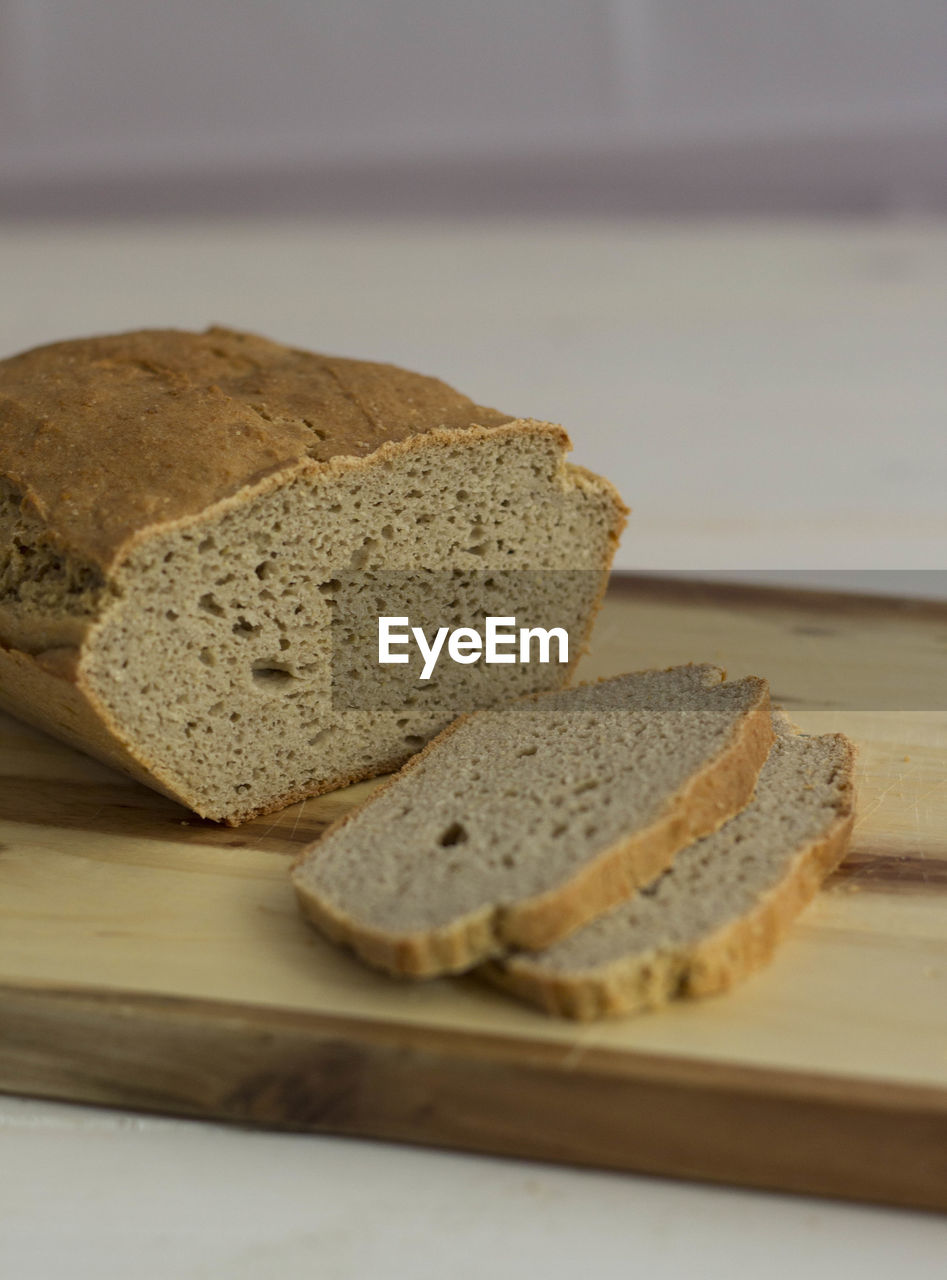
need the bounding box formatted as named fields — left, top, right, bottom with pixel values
left=2, top=1, right=947, bottom=215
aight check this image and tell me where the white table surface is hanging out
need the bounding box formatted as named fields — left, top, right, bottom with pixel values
left=1, top=217, right=945, bottom=1275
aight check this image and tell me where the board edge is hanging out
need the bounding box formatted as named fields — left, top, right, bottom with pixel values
left=1, top=979, right=945, bottom=1213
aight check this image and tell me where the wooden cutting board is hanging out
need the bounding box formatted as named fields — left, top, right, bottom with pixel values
left=1, top=575, right=945, bottom=1211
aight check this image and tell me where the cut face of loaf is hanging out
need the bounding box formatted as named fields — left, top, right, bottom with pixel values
left=0, top=327, right=626, bottom=823
left=291, top=666, right=774, bottom=975
left=483, top=716, right=855, bottom=1019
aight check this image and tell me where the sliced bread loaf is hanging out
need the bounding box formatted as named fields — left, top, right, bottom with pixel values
left=482, top=715, right=855, bottom=1019
left=291, top=665, right=774, bottom=975
left=0, top=326, right=626, bottom=823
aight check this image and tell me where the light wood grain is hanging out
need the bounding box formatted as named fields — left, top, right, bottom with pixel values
left=1, top=575, right=945, bottom=1210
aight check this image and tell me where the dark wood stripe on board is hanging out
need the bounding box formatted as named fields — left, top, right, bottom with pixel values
left=830, top=847, right=947, bottom=892
left=0, top=777, right=332, bottom=855
left=608, top=572, right=947, bottom=621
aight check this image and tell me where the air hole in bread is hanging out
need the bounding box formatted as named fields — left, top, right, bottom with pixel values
left=198, top=592, right=225, bottom=617
left=438, top=821, right=468, bottom=848
left=251, top=662, right=296, bottom=690
left=349, top=538, right=377, bottom=569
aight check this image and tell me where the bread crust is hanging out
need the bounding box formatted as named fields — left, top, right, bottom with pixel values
left=291, top=668, right=774, bottom=976
left=482, top=734, right=856, bottom=1019
left=0, top=326, right=516, bottom=572
left=0, top=327, right=627, bottom=823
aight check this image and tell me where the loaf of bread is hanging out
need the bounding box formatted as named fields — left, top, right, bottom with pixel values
left=0, top=326, right=626, bottom=823
left=482, top=714, right=855, bottom=1018
left=291, top=665, right=774, bottom=975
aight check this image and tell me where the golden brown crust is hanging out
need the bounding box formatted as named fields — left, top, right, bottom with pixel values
left=291, top=669, right=774, bottom=976
left=0, top=326, right=514, bottom=571
left=483, top=735, right=857, bottom=1019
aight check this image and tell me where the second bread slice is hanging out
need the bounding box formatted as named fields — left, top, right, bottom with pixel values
left=292, top=664, right=773, bottom=975
left=481, top=715, right=855, bottom=1018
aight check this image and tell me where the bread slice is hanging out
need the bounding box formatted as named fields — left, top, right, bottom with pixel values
left=0, top=326, right=626, bottom=823
left=291, top=665, right=774, bottom=975
left=482, top=715, right=855, bottom=1019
